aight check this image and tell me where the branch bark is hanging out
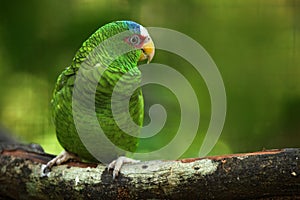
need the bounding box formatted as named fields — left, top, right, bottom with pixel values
left=0, top=143, right=300, bottom=199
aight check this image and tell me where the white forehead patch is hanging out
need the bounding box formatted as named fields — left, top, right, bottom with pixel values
left=140, top=25, right=150, bottom=37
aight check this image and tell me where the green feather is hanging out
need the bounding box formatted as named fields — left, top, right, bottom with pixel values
left=51, top=21, right=144, bottom=162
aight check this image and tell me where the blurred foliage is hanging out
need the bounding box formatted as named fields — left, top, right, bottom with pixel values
left=0, top=0, right=299, bottom=156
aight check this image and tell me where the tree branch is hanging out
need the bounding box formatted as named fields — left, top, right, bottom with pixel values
left=0, top=143, right=300, bottom=199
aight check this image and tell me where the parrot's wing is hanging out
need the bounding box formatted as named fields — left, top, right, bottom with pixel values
left=136, top=90, right=144, bottom=127
left=53, top=66, right=77, bottom=94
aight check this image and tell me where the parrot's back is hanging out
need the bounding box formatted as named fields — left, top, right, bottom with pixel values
left=51, top=63, right=143, bottom=163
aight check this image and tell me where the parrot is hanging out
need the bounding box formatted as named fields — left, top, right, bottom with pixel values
left=45, top=20, right=155, bottom=178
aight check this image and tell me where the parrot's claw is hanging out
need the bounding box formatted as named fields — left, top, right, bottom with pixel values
left=107, top=156, right=140, bottom=179
left=44, top=150, right=79, bottom=173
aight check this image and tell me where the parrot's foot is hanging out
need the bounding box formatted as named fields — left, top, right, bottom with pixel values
left=107, top=156, right=140, bottom=179
left=44, top=150, right=80, bottom=173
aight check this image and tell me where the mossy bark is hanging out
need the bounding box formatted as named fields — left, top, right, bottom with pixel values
left=0, top=144, right=300, bottom=199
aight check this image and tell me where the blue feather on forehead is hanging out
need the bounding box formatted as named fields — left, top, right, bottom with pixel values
left=123, top=21, right=141, bottom=34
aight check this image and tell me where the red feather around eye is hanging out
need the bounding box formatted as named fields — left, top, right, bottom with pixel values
left=125, top=34, right=147, bottom=48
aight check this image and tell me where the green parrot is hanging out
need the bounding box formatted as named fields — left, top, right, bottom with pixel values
left=45, top=21, right=155, bottom=178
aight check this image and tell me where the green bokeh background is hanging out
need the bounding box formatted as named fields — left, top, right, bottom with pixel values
left=0, top=0, right=299, bottom=157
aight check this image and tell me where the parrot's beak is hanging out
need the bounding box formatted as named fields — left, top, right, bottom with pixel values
left=139, top=38, right=155, bottom=64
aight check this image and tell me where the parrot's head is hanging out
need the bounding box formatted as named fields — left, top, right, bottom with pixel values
left=122, top=21, right=155, bottom=64
left=87, top=21, right=155, bottom=69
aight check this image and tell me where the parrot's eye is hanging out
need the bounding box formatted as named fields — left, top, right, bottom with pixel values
left=129, top=34, right=141, bottom=46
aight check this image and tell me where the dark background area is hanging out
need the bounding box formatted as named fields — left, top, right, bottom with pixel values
left=0, top=0, right=299, bottom=156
